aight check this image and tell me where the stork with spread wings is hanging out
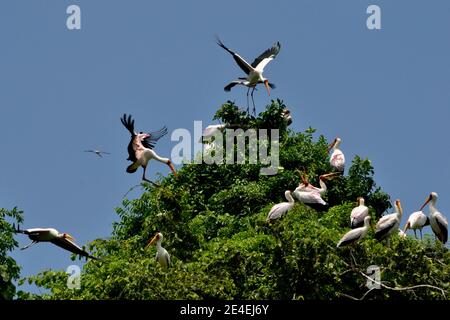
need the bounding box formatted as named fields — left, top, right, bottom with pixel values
left=121, top=114, right=176, bottom=185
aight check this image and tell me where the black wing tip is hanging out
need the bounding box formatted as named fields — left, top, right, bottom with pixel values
left=215, top=35, right=225, bottom=47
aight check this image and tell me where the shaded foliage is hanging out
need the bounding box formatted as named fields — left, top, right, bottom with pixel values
left=0, top=207, right=24, bottom=300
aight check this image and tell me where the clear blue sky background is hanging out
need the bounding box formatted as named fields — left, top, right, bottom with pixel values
left=1, top=0, right=449, bottom=295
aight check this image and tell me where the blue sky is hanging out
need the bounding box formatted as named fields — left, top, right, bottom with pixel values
left=1, top=0, right=449, bottom=294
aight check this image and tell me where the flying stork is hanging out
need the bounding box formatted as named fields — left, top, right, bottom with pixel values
left=121, top=114, right=176, bottom=186
left=216, top=37, right=281, bottom=114
left=14, top=224, right=98, bottom=260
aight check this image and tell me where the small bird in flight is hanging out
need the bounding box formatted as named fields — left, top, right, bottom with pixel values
left=84, top=149, right=111, bottom=158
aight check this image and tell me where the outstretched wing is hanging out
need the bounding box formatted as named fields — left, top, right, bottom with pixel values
left=224, top=80, right=248, bottom=92
left=121, top=114, right=138, bottom=161
left=51, top=237, right=98, bottom=260
left=216, top=36, right=253, bottom=75
left=251, top=41, right=281, bottom=72
left=142, top=126, right=168, bottom=149
left=121, top=114, right=136, bottom=136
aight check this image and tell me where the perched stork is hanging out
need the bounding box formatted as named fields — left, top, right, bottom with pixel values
left=266, top=190, right=295, bottom=223
left=403, top=211, right=429, bottom=239
left=281, top=108, right=293, bottom=126
left=121, top=114, right=176, bottom=186
left=146, top=232, right=171, bottom=268
left=350, top=197, right=369, bottom=229
left=292, top=172, right=341, bottom=205
left=201, top=124, right=227, bottom=142
left=328, top=137, right=345, bottom=172
left=337, top=216, right=372, bottom=248
left=375, top=199, right=403, bottom=246
left=14, top=224, right=98, bottom=260
left=419, top=192, right=448, bottom=244
left=216, top=37, right=281, bottom=114
left=84, top=149, right=110, bottom=158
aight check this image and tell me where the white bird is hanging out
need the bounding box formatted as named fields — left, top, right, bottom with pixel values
left=121, top=114, right=176, bottom=186
left=200, top=124, right=227, bottom=142
left=292, top=172, right=341, bottom=205
left=419, top=192, right=448, bottom=244
left=328, top=137, right=345, bottom=172
left=337, top=216, right=372, bottom=248
left=14, top=225, right=98, bottom=260
left=266, top=190, right=295, bottom=222
left=403, top=211, right=429, bottom=239
left=216, top=37, right=281, bottom=114
left=350, top=197, right=369, bottom=229
left=84, top=149, right=111, bottom=158
left=375, top=199, right=403, bottom=246
left=281, top=108, right=292, bottom=126
left=146, top=232, right=171, bottom=268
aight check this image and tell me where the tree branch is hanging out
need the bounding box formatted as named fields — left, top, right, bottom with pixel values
left=356, top=269, right=447, bottom=299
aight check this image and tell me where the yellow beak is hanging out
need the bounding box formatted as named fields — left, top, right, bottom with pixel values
left=146, top=234, right=158, bottom=248
left=264, top=80, right=270, bottom=96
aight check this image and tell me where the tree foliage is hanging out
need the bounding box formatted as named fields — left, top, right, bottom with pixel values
left=16, top=100, right=450, bottom=300
left=0, top=207, right=24, bottom=300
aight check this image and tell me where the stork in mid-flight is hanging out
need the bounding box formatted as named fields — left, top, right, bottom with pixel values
left=216, top=37, right=281, bottom=114
left=121, top=114, right=176, bottom=186
left=14, top=224, right=98, bottom=260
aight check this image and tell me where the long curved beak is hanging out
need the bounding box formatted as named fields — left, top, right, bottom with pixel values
left=146, top=234, right=158, bottom=248
left=419, top=196, right=431, bottom=211
left=327, top=139, right=336, bottom=153
left=167, top=160, right=177, bottom=176
left=65, top=234, right=75, bottom=242
left=320, top=172, right=341, bottom=180
left=264, top=80, right=270, bottom=96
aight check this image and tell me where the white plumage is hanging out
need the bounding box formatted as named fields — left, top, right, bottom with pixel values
left=375, top=199, right=403, bottom=246
left=147, top=232, right=171, bottom=268
left=337, top=216, right=371, bottom=247
left=350, top=197, right=369, bottom=229
left=403, top=211, right=429, bottom=239
left=420, top=192, right=448, bottom=244
left=267, top=190, right=295, bottom=222
left=328, top=137, right=345, bottom=172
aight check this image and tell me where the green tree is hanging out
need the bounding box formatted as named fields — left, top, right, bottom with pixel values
left=0, top=207, right=24, bottom=300
left=18, top=101, right=449, bottom=300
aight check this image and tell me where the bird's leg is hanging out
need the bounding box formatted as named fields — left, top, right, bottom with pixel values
left=420, top=229, right=423, bottom=240
left=246, top=87, right=251, bottom=114
left=251, top=87, right=256, bottom=115
left=350, top=246, right=358, bottom=268
left=20, top=241, right=37, bottom=251
left=141, top=167, right=159, bottom=187
left=414, top=230, right=417, bottom=239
